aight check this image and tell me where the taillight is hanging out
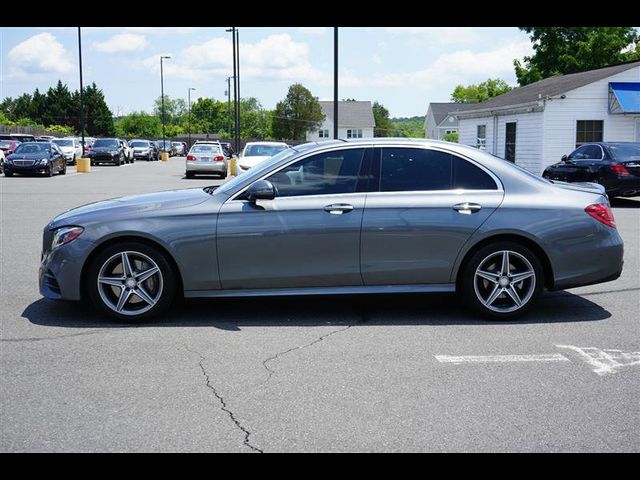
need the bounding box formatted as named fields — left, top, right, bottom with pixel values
left=585, top=203, right=616, bottom=228
left=186, top=155, right=196, bottom=161
left=215, top=155, right=224, bottom=162
left=609, top=163, right=630, bottom=176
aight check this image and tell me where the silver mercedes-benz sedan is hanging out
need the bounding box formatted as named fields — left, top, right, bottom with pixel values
left=39, top=138, right=623, bottom=322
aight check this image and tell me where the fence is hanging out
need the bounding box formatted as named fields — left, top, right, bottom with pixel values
left=0, top=125, right=67, bottom=138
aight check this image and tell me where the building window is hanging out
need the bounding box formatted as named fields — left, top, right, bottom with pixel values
left=346, top=129, right=363, bottom=139
left=318, top=129, right=330, bottom=138
left=476, top=125, right=486, bottom=150
left=505, top=122, right=516, bottom=163
left=576, top=120, right=603, bottom=147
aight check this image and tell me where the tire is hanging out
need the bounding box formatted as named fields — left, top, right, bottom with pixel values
left=72, top=155, right=77, bottom=166
left=460, top=241, right=543, bottom=321
left=86, top=241, right=177, bottom=322
left=4, top=171, right=13, bottom=177
left=46, top=165, right=54, bottom=177
left=185, top=172, right=194, bottom=179
left=60, top=162, right=67, bottom=175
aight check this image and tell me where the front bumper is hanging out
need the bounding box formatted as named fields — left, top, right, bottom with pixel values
left=90, top=154, right=119, bottom=164
left=39, top=237, right=94, bottom=301
left=3, top=162, right=49, bottom=174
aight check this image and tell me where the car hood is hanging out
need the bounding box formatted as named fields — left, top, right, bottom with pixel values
left=49, top=188, right=212, bottom=229
left=239, top=156, right=271, bottom=168
left=59, top=146, right=75, bottom=152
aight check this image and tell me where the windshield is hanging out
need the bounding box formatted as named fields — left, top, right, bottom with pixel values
left=14, top=143, right=50, bottom=154
left=93, top=139, right=119, bottom=148
left=53, top=139, right=74, bottom=147
left=131, top=141, right=149, bottom=147
left=217, top=147, right=301, bottom=195
left=190, top=145, right=221, bottom=154
left=244, top=144, right=287, bottom=157
left=608, top=143, right=640, bottom=160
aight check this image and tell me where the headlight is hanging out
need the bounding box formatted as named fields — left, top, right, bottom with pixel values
left=111, top=151, right=119, bottom=156
left=51, top=226, right=84, bottom=250
left=40, top=158, right=49, bottom=164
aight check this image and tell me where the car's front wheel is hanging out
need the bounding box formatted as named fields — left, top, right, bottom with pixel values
left=460, top=241, right=543, bottom=320
left=87, top=242, right=176, bottom=322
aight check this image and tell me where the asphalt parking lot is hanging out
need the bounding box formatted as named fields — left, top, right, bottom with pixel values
left=1, top=157, right=638, bottom=452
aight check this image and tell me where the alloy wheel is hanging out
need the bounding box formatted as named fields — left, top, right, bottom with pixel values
left=473, top=250, right=536, bottom=313
left=97, top=251, right=164, bottom=316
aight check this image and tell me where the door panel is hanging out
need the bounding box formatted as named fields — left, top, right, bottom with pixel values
left=217, top=194, right=366, bottom=289
left=361, top=191, right=502, bottom=284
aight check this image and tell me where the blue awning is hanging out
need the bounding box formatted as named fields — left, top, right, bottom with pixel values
left=609, top=82, right=640, bottom=114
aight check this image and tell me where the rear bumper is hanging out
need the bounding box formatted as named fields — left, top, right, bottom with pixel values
left=606, top=176, right=640, bottom=196
left=186, top=162, right=227, bottom=173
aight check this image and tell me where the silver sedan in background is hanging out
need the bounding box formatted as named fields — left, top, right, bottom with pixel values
left=39, top=138, right=623, bottom=322
left=185, top=142, right=228, bottom=178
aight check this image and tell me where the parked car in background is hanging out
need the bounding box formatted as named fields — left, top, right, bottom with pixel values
left=172, top=141, right=188, bottom=156
left=52, top=137, right=83, bottom=165
left=0, top=139, right=20, bottom=157
left=119, top=139, right=134, bottom=164
left=238, top=141, right=289, bottom=172
left=39, top=138, right=624, bottom=322
left=9, top=134, right=36, bottom=143
left=149, top=141, right=160, bottom=160
left=87, top=138, right=125, bottom=166
left=82, top=137, right=96, bottom=155
left=130, top=139, right=155, bottom=161
left=35, top=136, right=55, bottom=142
left=219, top=141, right=234, bottom=158
left=543, top=142, right=640, bottom=198
left=4, top=141, right=66, bottom=177
left=185, top=142, right=227, bottom=178
left=0, top=148, right=4, bottom=174
left=156, top=140, right=177, bottom=157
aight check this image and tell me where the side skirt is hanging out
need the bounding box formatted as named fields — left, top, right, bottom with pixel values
left=184, top=283, right=456, bottom=298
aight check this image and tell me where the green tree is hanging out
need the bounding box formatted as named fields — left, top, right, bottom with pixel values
left=442, top=131, right=459, bottom=143
left=188, top=97, right=229, bottom=135
left=272, top=83, right=325, bottom=141
left=451, top=78, right=513, bottom=103
left=514, top=27, right=640, bottom=85
left=79, top=83, right=115, bottom=136
left=372, top=101, right=394, bottom=137
left=43, top=80, right=74, bottom=127
left=115, top=112, right=162, bottom=138
left=390, top=116, right=425, bottom=138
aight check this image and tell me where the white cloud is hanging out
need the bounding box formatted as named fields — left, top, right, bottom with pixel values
left=8, top=32, right=75, bottom=75
left=297, top=27, right=329, bottom=35
left=372, top=54, right=382, bottom=65
left=339, top=41, right=533, bottom=89
left=94, top=33, right=149, bottom=53
left=135, top=33, right=327, bottom=83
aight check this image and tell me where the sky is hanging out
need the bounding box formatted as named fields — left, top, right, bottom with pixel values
left=0, top=27, right=534, bottom=118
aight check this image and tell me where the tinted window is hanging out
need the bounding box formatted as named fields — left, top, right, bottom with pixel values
left=380, top=148, right=452, bottom=192
left=14, top=143, right=50, bottom=154
left=453, top=156, right=497, bottom=190
left=130, top=141, right=149, bottom=147
left=266, top=148, right=365, bottom=197
left=245, top=144, right=287, bottom=156
left=53, top=139, right=74, bottom=147
left=568, top=145, right=589, bottom=160
left=93, top=139, right=119, bottom=148
left=607, top=143, right=640, bottom=160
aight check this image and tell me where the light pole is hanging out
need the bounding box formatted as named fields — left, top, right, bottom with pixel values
left=188, top=87, right=196, bottom=149
left=225, top=76, right=232, bottom=140
left=334, top=27, right=338, bottom=139
left=77, top=27, right=85, bottom=152
left=226, top=27, right=240, bottom=154
left=160, top=55, right=171, bottom=149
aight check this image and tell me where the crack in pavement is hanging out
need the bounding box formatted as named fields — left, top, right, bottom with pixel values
left=184, top=345, right=263, bottom=453
left=260, top=313, right=368, bottom=389
left=0, top=329, right=109, bottom=343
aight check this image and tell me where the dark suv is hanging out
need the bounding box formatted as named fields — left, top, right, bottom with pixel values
left=88, top=138, right=126, bottom=166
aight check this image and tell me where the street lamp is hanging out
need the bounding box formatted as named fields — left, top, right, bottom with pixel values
left=226, top=27, right=240, bottom=153
left=188, top=87, right=196, bottom=148
left=160, top=55, right=171, bottom=149
left=77, top=27, right=85, bottom=152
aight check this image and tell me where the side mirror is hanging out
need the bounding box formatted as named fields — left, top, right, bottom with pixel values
left=246, top=180, right=276, bottom=202
left=561, top=154, right=568, bottom=162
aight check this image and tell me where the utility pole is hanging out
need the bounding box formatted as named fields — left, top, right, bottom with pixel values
left=226, top=76, right=232, bottom=139
left=226, top=28, right=238, bottom=153
left=160, top=55, right=171, bottom=148
left=77, top=27, right=85, bottom=151
left=188, top=87, right=196, bottom=148
left=236, top=28, right=240, bottom=152
left=333, top=27, right=338, bottom=139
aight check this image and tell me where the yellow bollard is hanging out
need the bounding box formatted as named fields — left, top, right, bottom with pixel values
left=229, top=157, right=237, bottom=176
left=77, top=157, right=91, bottom=173
left=160, top=152, right=169, bottom=161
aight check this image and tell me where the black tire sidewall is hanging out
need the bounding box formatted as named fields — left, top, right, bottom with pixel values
left=86, top=241, right=176, bottom=323
left=461, top=241, right=544, bottom=321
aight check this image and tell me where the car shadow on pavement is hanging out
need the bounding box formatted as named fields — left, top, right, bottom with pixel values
left=610, top=197, right=640, bottom=208
left=21, top=290, right=611, bottom=330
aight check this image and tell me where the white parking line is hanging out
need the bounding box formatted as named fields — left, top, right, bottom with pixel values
left=435, top=354, right=570, bottom=364
left=556, top=345, right=640, bottom=376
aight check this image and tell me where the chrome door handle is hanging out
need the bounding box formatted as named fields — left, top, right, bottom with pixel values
left=453, top=202, right=482, bottom=214
left=323, top=203, right=354, bottom=215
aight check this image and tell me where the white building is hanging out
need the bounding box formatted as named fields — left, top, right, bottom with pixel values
left=423, top=102, right=461, bottom=139
left=454, top=61, right=640, bottom=174
left=306, top=101, right=375, bottom=141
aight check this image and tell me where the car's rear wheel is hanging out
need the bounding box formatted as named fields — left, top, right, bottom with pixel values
left=460, top=241, right=543, bottom=320
left=87, top=242, right=176, bottom=322
left=185, top=172, right=194, bottom=179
